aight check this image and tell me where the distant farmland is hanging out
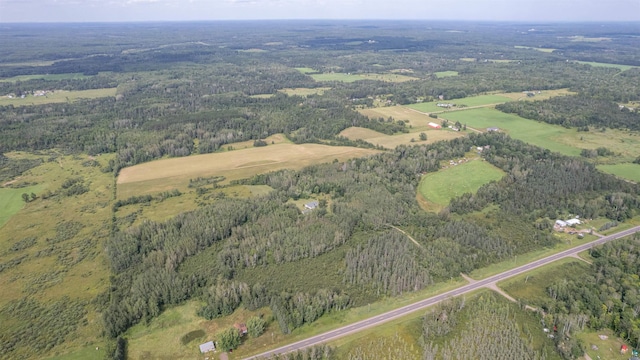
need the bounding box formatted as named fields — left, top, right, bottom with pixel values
left=339, top=126, right=463, bottom=149
left=117, top=143, right=381, bottom=198
left=0, top=88, right=117, bottom=106
left=406, top=94, right=513, bottom=113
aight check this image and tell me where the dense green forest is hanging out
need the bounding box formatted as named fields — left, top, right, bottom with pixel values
left=0, top=21, right=639, bottom=360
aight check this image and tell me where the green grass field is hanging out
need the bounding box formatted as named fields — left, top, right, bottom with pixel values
left=295, top=68, right=417, bottom=83
left=406, top=94, right=513, bottom=113
left=418, top=159, right=504, bottom=209
left=514, top=45, right=556, bottom=53
left=434, top=70, right=458, bottom=78
left=0, top=88, right=117, bottom=106
left=0, top=73, right=90, bottom=82
left=598, top=163, right=640, bottom=183
left=0, top=185, right=42, bottom=228
left=441, top=108, right=582, bottom=156
left=278, top=87, right=331, bottom=96
left=574, top=61, right=636, bottom=71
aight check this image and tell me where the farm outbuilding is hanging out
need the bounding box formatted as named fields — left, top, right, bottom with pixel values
left=428, top=122, right=442, bottom=129
left=304, top=200, right=319, bottom=210
left=566, top=218, right=581, bottom=226
left=199, top=341, right=215, bottom=353
left=487, top=127, right=500, bottom=132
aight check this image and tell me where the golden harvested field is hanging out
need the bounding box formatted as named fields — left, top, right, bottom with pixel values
left=339, top=127, right=464, bottom=149
left=359, top=106, right=435, bottom=128
left=117, top=143, right=381, bottom=198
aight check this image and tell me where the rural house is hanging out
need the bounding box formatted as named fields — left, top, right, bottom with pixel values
left=234, top=323, right=248, bottom=336
left=304, top=201, right=319, bottom=210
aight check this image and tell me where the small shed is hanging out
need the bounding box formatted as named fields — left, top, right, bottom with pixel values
left=199, top=341, right=215, bottom=353
left=304, top=201, right=319, bottom=210
left=234, top=323, right=248, bottom=336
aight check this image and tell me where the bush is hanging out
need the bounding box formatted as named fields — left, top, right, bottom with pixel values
left=247, top=316, right=266, bottom=338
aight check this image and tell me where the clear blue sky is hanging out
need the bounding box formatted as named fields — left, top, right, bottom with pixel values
left=0, top=0, right=639, bottom=23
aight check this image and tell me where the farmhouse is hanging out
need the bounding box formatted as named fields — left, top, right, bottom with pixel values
left=428, top=122, right=442, bottom=129
left=566, top=218, right=581, bottom=226
left=555, top=220, right=567, bottom=227
left=199, top=341, right=215, bottom=353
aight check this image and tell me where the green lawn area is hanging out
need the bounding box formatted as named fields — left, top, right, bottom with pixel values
left=441, top=108, right=581, bottom=156
left=0, top=185, right=42, bottom=228
left=46, top=346, right=106, bottom=360
left=0, top=73, right=90, bottom=82
left=434, top=70, right=458, bottom=78
left=597, top=163, right=640, bottom=183
left=418, top=159, right=504, bottom=207
left=574, top=61, right=636, bottom=71
left=406, top=94, right=513, bottom=113
left=294, top=67, right=316, bottom=74
left=514, top=45, right=556, bottom=53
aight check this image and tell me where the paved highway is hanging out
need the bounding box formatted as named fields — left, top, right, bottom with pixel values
left=244, top=226, right=640, bottom=359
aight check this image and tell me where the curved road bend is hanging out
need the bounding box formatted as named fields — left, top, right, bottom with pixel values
left=244, top=226, right=640, bottom=359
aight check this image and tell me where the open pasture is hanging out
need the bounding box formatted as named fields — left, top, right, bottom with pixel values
left=0, top=88, right=117, bottom=106
left=0, top=184, right=42, bottom=228
left=514, top=45, right=556, bottom=53
left=574, top=61, right=636, bottom=71
left=406, top=94, right=513, bottom=113
left=598, top=163, right=640, bottom=183
left=434, top=70, right=458, bottom=78
left=339, top=126, right=464, bottom=149
left=441, top=108, right=581, bottom=156
left=359, top=105, right=435, bottom=128
left=418, top=159, right=504, bottom=211
left=278, top=87, right=331, bottom=96
left=117, top=143, right=380, bottom=198
left=0, top=73, right=90, bottom=82
left=296, top=68, right=418, bottom=83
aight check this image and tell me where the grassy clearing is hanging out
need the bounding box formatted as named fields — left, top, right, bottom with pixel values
left=0, top=73, right=90, bottom=82
left=359, top=105, right=435, bottom=128
left=297, top=68, right=418, bottom=83
left=598, top=163, right=640, bottom=183
left=339, top=126, right=464, bottom=149
left=117, top=143, right=381, bottom=198
left=578, top=329, right=631, bottom=360
left=0, top=184, right=43, bottom=228
left=434, top=70, right=458, bottom=78
left=499, top=258, right=587, bottom=305
left=0, top=152, right=114, bottom=358
left=441, top=108, right=581, bottom=156
left=574, top=61, right=636, bottom=71
left=515, top=45, right=556, bottom=53
left=46, top=346, right=106, bottom=360
left=418, top=158, right=504, bottom=209
left=249, top=93, right=275, bottom=99
left=0, top=88, right=117, bottom=106
left=278, top=87, right=331, bottom=96
left=497, top=88, right=574, bottom=101
left=406, top=94, right=513, bottom=113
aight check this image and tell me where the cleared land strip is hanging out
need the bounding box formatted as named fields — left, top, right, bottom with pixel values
left=244, top=225, right=640, bottom=360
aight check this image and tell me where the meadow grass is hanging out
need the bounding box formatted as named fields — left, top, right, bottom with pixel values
left=295, top=67, right=316, bottom=74
left=597, top=163, right=640, bottom=183
left=117, top=143, right=381, bottom=198
left=578, top=329, right=631, bottom=360
left=0, top=184, right=43, bottom=228
left=406, top=94, right=513, bottom=113
left=0, top=73, right=90, bottom=82
left=441, top=108, right=582, bottom=156
left=418, top=158, right=504, bottom=208
left=0, top=152, right=114, bottom=358
left=434, top=70, right=458, bottom=78
left=574, top=61, right=636, bottom=71
left=359, top=105, right=436, bottom=128
left=514, top=45, right=556, bottom=53
left=278, top=87, right=331, bottom=96
left=0, top=88, right=117, bottom=106
left=498, top=258, right=587, bottom=305
left=339, top=126, right=464, bottom=149
left=303, top=71, right=418, bottom=83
